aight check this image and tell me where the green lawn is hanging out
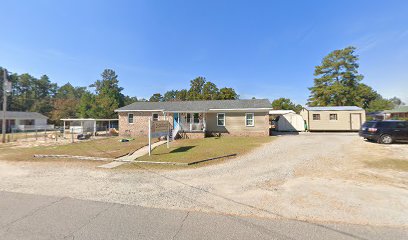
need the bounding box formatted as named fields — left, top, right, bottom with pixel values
left=136, top=136, right=273, bottom=165
left=0, top=137, right=150, bottom=161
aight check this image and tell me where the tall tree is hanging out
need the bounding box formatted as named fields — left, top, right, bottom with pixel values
left=308, top=46, right=364, bottom=106
left=366, top=97, right=394, bottom=113
left=218, top=87, right=238, bottom=100
left=272, top=98, right=303, bottom=113
left=78, top=91, right=97, bottom=118
left=149, top=93, right=164, bottom=102
left=50, top=83, right=87, bottom=122
left=90, top=69, right=125, bottom=118
left=389, top=97, right=405, bottom=106
left=188, top=77, right=206, bottom=100
left=175, top=89, right=188, bottom=101
left=163, top=90, right=179, bottom=101
left=202, top=82, right=219, bottom=100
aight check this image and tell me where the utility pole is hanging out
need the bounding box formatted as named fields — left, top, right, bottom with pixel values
left=2, top=69, right=8, bottom=143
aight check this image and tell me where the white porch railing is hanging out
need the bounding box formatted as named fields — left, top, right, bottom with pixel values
left=178, top=119, right=205, bottom=132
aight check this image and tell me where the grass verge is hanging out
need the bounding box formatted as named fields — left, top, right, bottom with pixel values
left=0, top=137, right=150, bottom=161
left=123, top=136, right=273, bottom=169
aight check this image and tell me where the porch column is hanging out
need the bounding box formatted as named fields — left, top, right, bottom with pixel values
left=203, top=113, right=206, bottom=131
left=93, top=121, right=97, bottom=136
left=63, top=120, right=66, bottom=138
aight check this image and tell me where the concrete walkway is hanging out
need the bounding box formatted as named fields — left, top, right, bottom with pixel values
left=1, top=191, right=406, bottom=240
left=98, top=140, right=167, bottom=168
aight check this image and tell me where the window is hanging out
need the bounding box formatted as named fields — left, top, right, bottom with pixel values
left=245, top=113, right=254, bottom=127
left=193, top=113, right=200, bottom=123
left=329, top=114, right=338, bottom=120
left=152, top=113, right=159, bottom=121
left=20, top=119, right=35, bottom=125
left=395, top=122, right=407, bottom=128
left=186, top=113, right=191, bottom=123
left=128, top=113, right=134, bottom=124
left=217, top=113, right=225, bottom=126
left=313, top=114, right=320, bottom=120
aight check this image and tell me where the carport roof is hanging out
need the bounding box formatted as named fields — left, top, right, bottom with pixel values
left=304, top=106, right=363, bottom=111
left=115, top=99, right=272, bottom=112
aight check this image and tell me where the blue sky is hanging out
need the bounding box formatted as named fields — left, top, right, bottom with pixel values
left=1, top=0, right=407, bottom=105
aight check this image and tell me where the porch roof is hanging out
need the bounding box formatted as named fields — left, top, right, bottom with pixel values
left=115, top=99, right=272, bottom=112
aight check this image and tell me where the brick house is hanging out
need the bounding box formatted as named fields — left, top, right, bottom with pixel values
left=114, top=99, right=272, bottom=139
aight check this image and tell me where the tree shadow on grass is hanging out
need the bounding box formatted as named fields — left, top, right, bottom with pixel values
left=170, top=146, right=195, bottom=153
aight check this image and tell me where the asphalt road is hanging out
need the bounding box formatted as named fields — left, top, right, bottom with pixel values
left=0, top=191, right=406, bottom=240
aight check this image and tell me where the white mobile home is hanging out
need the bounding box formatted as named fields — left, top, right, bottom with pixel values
left=300, top=106, right=366, bottom=131
left=0, top=111, right=51, bottom=133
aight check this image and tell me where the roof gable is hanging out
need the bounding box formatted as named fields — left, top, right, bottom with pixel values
left=3, top=111, right=48, bottom=119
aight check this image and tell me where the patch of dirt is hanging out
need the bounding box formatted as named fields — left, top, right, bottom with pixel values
left=0, top=133, right=407, bottom=227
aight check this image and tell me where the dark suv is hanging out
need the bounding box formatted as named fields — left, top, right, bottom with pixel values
left=359, top=120, right=408, bottom=144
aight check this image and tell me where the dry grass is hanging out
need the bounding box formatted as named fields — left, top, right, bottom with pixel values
left=0, top=137, right=150, bottom=161
left=365, top=159, right=408, bottom=172
left=133, top=136, right=273, bottom=165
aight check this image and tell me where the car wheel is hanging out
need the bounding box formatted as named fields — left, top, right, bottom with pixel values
left=379, top=134, right=393, bottom=144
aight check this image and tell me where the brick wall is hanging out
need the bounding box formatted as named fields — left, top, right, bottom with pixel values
left=118, top=111, right=169, bottom=137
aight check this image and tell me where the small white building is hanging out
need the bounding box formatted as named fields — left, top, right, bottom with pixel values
left=0, top=111, right=52, bottom=132
left=269, top=110, right=305, bottom=132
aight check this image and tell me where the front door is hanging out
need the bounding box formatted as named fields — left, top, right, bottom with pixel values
left=173, top=113, right=179, bottom=129
left=350, top=113, right=361, bottom=130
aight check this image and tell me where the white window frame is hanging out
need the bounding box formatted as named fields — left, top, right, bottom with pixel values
left=329, top=113, right=338, bottom=120
left=217, top=113, right=225, bottom=126
left=313, top=114, right=320, bottom=120
left=152, top=113, right=159, bottom=121
left=245, top=113, right=254, bottom=127
left=128, top=113, right=134, bottom=124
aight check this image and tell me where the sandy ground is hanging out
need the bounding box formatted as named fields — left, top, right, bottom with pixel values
left=0, top=133, right=407, bottom=227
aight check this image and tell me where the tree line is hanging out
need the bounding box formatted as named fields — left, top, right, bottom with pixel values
left=1, top=46, right=404, bottom=124
left=148, top=76, right=238, bottom=102
left=0, top=68, right=136, bottom=123
left=0, top=68, right=239, bottom=124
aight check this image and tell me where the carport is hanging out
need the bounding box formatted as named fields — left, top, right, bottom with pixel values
left=61, top=118, right=118, bottom=137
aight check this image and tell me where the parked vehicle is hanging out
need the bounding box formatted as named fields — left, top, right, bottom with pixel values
left=359, top=120, right=408, bottom=144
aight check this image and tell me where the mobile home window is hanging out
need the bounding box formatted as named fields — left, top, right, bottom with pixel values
left=313, top=114, right=320, bottom=120
left=245, top=113, right=254, bottom=127
left=152, top=113, right=159, bottom=121
left=217, top=113, right=225, bottom=126
left=329, top=114, right=338, bottom=120
left=128, top=113, right=134, bottom=124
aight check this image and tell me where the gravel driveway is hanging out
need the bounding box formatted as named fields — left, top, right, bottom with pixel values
left=0, top=133, right=407, bottom=226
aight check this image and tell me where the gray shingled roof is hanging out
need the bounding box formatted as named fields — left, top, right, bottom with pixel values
left=2, top=111, right=48, bottom=119
left=115, top=99, right=272, bottom=112
left=304, top=106, right=363, bottom=111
